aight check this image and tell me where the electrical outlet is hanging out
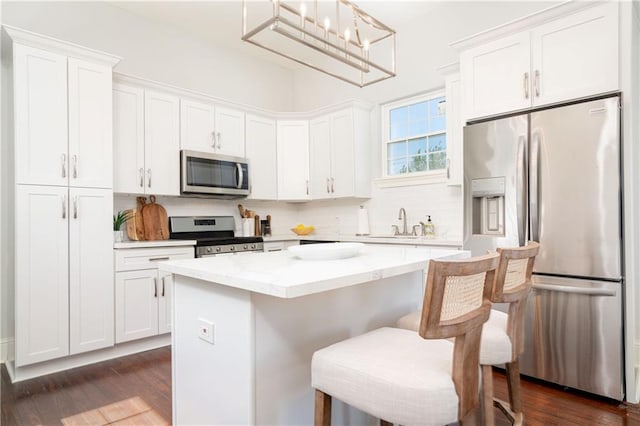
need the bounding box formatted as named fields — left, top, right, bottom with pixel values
left=198, top=319, right=215, bottom=344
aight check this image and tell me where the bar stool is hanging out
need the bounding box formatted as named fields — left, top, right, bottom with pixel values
left=397, top=242, right=540, bottom=425
left=311, top=252, right=500, bottom=426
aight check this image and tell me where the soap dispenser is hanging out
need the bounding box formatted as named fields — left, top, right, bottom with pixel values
left=424, top=215, right=435, bottom=239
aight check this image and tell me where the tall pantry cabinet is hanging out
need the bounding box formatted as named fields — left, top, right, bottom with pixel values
left=2, top=27, right=120, bottom=367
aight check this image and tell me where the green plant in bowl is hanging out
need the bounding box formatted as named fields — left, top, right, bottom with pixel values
left=113, top=210, right=132, bottom=231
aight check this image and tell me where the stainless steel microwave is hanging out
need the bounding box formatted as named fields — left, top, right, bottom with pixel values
left=180, top=150, right=250, bottom=198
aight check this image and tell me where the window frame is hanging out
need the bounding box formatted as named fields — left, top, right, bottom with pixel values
left=377, top=90, right=448, bottom=187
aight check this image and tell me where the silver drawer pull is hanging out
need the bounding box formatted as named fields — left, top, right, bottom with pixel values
left=139, top=168, right=144, bottom=187
left=149, top=256, right=171, bottom=262
left=61, top=154, right=67, bottom=178
left=72, top=155, right=78, bottom=179
left=153, top=277, right=158, bottom=298
left=161, top=276, right=166, bottom=297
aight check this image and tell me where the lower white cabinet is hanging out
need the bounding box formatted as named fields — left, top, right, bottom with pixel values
left=263, top=241, right=299, bottom=252
left=114, top=246, right=194, bottom=343
left=15, top=185, right=113, bottom=366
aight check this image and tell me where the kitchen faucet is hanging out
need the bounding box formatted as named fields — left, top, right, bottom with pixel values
left=396, top=207, right=409, bottom=236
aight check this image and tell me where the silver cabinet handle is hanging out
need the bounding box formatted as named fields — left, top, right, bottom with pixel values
left=72, top=155, right=78, bottom=179
left=516, top=135, right=527, bottom=247
left=147, top=169, right=152, bottom=188
left=217, top=132, right=222, bottom=150
left=530, top=133, right=540, bottom=242
left=148, top=256, right=170, bottom=262
left=446, top=158, right=451, bottom=179
left=211, top=131, right=217, bottom=149
left=533, top=283, right=616, bottom=297
left=161, top=276, right=166, bottom=297
left=306, top=180, right=309, bottom=195
left=61, top=194, right=67, bottom=219
left=326, top=178, right=330, bottom=193
left=139, top=168, right=144, bottom=187
left=331, top=177, right=334, bottom=193
left=61, top=154, right=67, bottom=178
left=236, top=163, right=244, bottom=189
left=73, top=196, right=78, bottom=219
left=153, top=277, right=158, bottom=298
left=524, top=72, right=530, bottom=99
left=534, top=69, right=540, bottom=97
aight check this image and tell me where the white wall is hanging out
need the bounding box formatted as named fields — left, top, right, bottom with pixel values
left=1, top=1, right=295, bottom=111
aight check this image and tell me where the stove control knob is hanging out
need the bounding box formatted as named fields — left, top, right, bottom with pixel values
left=206, top=247, right=212, bottom=253
left=243, top=245, right=248, bottom=250
left=251, top=244, right=256, bottom=249
left=230, top=246, right=235, bottom=251
left=216, top=247, right=221, bottom=252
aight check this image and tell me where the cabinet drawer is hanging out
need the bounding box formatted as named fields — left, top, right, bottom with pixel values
left=115, top=246, right=194, bottom=272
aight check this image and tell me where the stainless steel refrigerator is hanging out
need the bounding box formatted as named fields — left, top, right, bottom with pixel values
left=463, top=94, right=624, bottom=400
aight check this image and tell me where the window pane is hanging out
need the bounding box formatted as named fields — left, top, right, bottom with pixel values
left=409, top=102, right=427, bottom=122
left=388, top=158, right=407, bottom=175
left=408, top=155, right=428, bottom=173
left=428, top=116, right=446, bottom=133
left=428, top=152, right=446, bottom=170
left=428, top=134, right=446, bottom=152
left=408, top=121, right=427, bottom=136
left=428, top=97, right=446, bottom=117
left=408, top=137, right=427, bottom=155
left=390, top=123, right=408, bottom=140
left=387, top=141, right=406, bottom=159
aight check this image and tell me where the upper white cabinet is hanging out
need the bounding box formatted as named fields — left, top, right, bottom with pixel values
left=277, top=120, right=310, bottom=201
left=246, top=114, right=278, bottom=200
left=309, top=107, right=372, bottom=199
left=113, top=83, right=180, bottom=196
left=180, top=98, right=245, bottom=157
left=460, top=3, right=618, bottom=120
left=13, top=44, right=113, bottom=188
left=443, top=69, right=463, bottom=186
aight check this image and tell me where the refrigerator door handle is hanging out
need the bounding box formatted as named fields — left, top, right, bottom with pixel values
left=516, top=135, right=527, bottom=246
left=530, top=132, right=540, bottom=242
left=533, top=283, right=616, bottom=297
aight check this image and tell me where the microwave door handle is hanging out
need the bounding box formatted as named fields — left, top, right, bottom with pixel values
left=236, top=163, right=244, bottom=189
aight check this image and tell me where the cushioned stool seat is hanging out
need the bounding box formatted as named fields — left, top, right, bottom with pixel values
left=396, top=309, right=512, bottom=365
left=312, top=327, right=458, bottom=426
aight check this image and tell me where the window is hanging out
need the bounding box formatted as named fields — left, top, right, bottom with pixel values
left=381, top=91, right=447, bottom=183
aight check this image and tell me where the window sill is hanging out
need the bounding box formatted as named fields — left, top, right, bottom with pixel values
left=374, top=172, right=448, bottom=188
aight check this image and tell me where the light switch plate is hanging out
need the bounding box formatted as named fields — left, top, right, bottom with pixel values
left=198, top=318, right=215, bottom=344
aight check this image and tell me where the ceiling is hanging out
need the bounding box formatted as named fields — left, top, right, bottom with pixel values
left=109, top=1, right=442, bottom=69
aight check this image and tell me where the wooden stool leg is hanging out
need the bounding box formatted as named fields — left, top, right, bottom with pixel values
left=380, top=420, right=393, bottom=426
left=505, top=360, right=524, bottom=425
left=481, top=364, right=496, bottom=426
left=315, top=389, right=332, bottom=426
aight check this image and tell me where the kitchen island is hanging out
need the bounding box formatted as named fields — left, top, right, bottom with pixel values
left=159, top=245, right=468, bottom=425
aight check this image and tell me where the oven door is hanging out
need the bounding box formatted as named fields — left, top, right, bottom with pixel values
left=181, top=150, right=250, bottom=198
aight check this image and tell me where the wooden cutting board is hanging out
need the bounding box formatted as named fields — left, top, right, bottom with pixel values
left=142, top=195, right=169, bottom=240
left=126, top=197, right=147, bottom=241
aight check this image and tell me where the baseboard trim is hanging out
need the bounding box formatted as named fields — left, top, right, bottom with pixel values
left=0, top=337, right=15, bottom=364
left=8, top=334, right=171, bottom=383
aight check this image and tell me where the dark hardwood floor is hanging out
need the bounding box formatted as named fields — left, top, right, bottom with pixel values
left=2, top=347, right=639, bottom=425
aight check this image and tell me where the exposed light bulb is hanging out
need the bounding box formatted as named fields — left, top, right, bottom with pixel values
left=363, top=39, right=370, bottom=51
left=300, top=3, right=307, bottom=19
left=323, top=17, right=330, bottom=31
left=344, top=28, right=351, bottom=44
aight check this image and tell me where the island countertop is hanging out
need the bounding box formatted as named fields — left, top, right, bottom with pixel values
left=159, top=245, right=468, bottom=299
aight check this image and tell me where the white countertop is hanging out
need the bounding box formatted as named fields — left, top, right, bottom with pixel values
left=159, top=245, right=469, bottom=299
left=263, top=233, right=463, bottom=247
left=114, top=239, right=197, bottom=249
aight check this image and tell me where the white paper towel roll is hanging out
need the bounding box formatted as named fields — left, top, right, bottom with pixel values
left=357, top=206, right=370, bottom=236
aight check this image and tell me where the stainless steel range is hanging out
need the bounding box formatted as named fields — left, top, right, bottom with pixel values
left=169, top=216, right=263, bottom=257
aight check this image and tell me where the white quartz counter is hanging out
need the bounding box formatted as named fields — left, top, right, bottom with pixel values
left=160, top=245, right=468, bottom=299
left=262, top=233, right=463, bottom=247
left=113, top=239, right=196, bottom=249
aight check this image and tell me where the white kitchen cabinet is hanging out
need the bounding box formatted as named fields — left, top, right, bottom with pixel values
left=114, top=84, right=180, bottom=196
left=444, top=70, right=463, bottom=186
left=145, top=90, right=181, bottom=196
left=309, top=107, right=371, bottom=199
left=114, top=246, right=194, bottom=343
left=460, top=3, right=618, bottom=120
left=263, top=241, right=299, bottom=252
left=277, top=120, right=310, bottom=201
left=246, top=114, right=278, bottom=200
left=15, top=185, right=113, bottom=366
left=180, top=98, right=245, bottom=157
left=13, top=44, right=113, bottom=188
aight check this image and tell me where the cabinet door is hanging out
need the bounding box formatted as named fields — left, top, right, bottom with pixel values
left=69, top=188, right=114, bottom=354
left=113, top=83, right=145, bottom=194
left=277, top=121, right=310, bottom=201
left=309, top=115, right=332, bottom=199
left=180, top=98, right=216, bottom=153
left=531, top=3, right=618, bottom=106
left=157, top=271, right=173, bottom=335
left=145, top=90, right=180, bottom=196
left=115, top=270, right=159, bottom=343
left=13, top=44, right=68, bottom=186
left=215, top=106, right=245, bottom=157
left=461, top=32, right=531, bottom=120
left=15, top=185, right=69, bottom=366
left=68, top=58, right=113, bottom=189
left=445, top=74, right=463, bottom=186
left=246, top=114, right=278, bottom=200
left=330, top=109, right=356, bottom=198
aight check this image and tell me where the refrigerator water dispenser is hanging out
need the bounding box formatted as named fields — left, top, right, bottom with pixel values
left=471, top=177, right=505, bottom=236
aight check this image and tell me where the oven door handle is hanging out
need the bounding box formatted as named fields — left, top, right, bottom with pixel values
left=236, top=163, right=244, bottom=189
